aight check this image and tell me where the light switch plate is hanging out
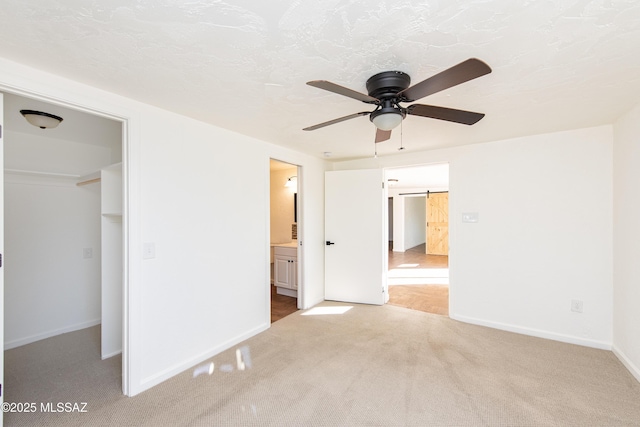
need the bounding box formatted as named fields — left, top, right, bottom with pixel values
left=143, top=242, right=156, bottom=259
left=462, top=212, right=479, bottom=223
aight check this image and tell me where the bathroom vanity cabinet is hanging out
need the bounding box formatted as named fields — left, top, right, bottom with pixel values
left=274, top=245, right=297, bottom=297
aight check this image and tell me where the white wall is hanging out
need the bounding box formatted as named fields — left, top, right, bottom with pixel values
left=391, top=196, right=404, bottom=251
left=4, top=131, right=114, bottom=175
left=334, top=125, right=614, bottom=349
left=612, top=101, right=640, bottom=382
left=4, top=172, right=102, bottom=348
left=136, top=105, right=327, bottom=390
left=403, top=196, right=426, bottom=250
left=0, top=56, right=327, bottom=395
left=0, top=92, right=4, bottom=415
left=3, top=130, right=113, bottom=349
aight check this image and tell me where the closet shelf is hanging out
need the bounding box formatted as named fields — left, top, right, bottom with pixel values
left=77, top=171, right=102, bottom=186
left=76, top=163, right=121, bottom=186
left=5, top=169, right=80, bottom=179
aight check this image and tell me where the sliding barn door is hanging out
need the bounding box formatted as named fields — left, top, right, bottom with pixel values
left=427, top=192, right=449, bottom=255
left=325, top=169, right=386, bottom=305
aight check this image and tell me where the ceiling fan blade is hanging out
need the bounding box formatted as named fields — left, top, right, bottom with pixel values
left=303, top=111, right=370, bottom=131
left=407, top=104, right=485, bottom=125
left=398, top=58, right=492, bottom=102
left=307, top=80, right=379, bottom=104
left=375, top=128, right=392, bottom=143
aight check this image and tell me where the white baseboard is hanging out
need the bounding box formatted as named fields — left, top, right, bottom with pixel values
left=4, top=318, right=101, bottom=350
left=388, top=279, right=449, bottom=285
left=102, top=350, right=122, bottom=360
left=276, top=287, right=297, bottom=297
left=138, top=323, right=270, bottom=394
left=451, top=313, right=612, bottom=350
left=612, top=345, right=640, bottom=384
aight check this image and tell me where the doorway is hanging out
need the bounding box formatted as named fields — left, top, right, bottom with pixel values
left=269, top=159, right=300, bottom=322
left=385, top=164, right=450, bottom=316
left=1, top=90, right=127, bottom=397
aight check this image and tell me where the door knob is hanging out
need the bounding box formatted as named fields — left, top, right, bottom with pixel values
left=326, top=241, right=335, bottom=245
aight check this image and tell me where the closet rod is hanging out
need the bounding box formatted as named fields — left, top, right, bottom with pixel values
left=76, top=177, right=101, bottom=186
left=5, top=169, right=80, bottom=179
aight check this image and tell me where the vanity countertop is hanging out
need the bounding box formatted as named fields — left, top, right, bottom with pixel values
left=271, top=240, right=297, bottom=248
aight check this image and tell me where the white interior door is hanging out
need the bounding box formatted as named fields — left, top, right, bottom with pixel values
left=1, top=92, right=5, bottom=422
left=325, top=169, right=386, bottom=305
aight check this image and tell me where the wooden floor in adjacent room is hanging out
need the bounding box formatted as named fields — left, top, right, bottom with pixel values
left=271, top=285, right=298, bottom=323
left=388, top=284, right=449, bottom=316
left=388, top=243, right=449, bottom=269
left=388, top=243, right=449, bottom=316
left=271, top=243, right=449, bottom=320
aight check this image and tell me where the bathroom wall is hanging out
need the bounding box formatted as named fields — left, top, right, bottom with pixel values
left=270, top=163, right=297, bottom=243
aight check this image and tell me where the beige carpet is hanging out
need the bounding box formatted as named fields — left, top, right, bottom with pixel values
left=5, top=302, right=640, bottom=426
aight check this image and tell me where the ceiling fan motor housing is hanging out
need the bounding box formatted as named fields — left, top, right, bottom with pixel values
left=366, top=71, right=411, bottom=100
left=367, top=71, right=410, bottom=128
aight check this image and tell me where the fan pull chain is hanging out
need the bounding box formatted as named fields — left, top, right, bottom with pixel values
left=399, top=119, right=405, bottom=151
left=373, top=128, right=378, bottom=158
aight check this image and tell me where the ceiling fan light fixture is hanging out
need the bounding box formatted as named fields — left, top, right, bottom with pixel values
left=370, top=107, right=404, bottom=131
left=20, top=109, right=63, bottom=129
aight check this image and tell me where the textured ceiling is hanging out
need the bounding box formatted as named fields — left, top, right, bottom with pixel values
left=2, top=92, right=121, bottom=150
left=1, top=1, right=640, bottom=160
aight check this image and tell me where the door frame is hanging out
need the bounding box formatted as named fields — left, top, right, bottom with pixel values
left=384, top=163, right=451, bottom=310
left=385, top=163, right=450, bottom=252
left=267, top=158, right=304, bottom=318
left=0, top=84, right=132, bottom=395
left=0, top=92, right=5, bottom=420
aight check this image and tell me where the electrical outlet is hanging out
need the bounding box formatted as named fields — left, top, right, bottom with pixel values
left=571, top=299, right=583, bottom=313
left=83, top=248, right=93, bottom=259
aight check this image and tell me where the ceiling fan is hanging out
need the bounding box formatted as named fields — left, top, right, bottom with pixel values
left=303, top=58, right=492, bottom=143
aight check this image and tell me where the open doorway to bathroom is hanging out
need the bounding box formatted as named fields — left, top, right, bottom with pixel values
left=386, top=163, right=450, bottom=316
left=269, top=159, right=300, bottom=322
